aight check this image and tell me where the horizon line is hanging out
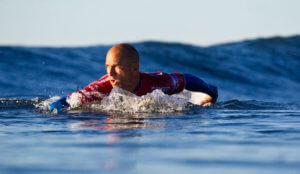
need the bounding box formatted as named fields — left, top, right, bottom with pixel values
left=0, top=34, right=298, bottom=48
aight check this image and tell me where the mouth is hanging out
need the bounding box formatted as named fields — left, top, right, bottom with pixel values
left=110, top=79, right=118, bottom=85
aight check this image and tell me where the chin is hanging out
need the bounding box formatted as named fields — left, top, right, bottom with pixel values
left=112, top=84, right=122, bottom=89
left=112, top=85, right=119, bottom=88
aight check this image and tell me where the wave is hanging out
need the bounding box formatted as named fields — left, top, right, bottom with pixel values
left=0, top=98, right=41, bottom=110
left=0, top=35, right=299, bottom=103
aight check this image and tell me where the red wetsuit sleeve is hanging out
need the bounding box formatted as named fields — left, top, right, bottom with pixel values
left=165, top=72, right=185, bottom=94
left=68, top=75, right=112, bottom=104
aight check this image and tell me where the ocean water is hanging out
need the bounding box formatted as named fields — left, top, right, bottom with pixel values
left=0, top=36, right=300, bottom=174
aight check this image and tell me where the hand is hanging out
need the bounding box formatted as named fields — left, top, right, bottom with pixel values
left=50, top=96, right=70, bottom=112
left=199, top=95, right=213, bottom=106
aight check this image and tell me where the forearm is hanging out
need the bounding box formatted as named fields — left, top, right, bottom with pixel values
left=71, top=89, right=105, bottom=104
left=183, top=73, right=218, bottom=102
left=50, top=84, right=105, bottom=112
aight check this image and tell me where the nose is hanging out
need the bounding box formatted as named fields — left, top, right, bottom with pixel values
left=107, top=66, right=116, bottom=77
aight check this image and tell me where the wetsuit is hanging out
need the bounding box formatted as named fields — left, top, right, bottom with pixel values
left=50, top=72, right=218, bottom=111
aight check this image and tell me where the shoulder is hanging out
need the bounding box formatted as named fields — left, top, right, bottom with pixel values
left=141, top=71, right=185, bottom=88
left=97, top=74, right=110, bottom=83
left=88, top=74, right=111, bottom=88
left=141, top=71, right=163, bottom=77
left=140, top=71, right=184, bottom=80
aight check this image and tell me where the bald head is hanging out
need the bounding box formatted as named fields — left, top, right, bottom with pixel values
left=107, top=43, right=139, bottom=64
left=105, top=43, right=140, bottom=92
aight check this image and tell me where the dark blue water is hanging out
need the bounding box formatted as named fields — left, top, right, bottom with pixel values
left=0, top=36, right=300, bottom=174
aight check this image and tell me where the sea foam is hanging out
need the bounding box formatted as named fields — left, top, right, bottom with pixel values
left=38, top=88, right=209, bottom=113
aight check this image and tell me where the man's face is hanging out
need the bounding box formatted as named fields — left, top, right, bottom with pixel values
left=105, top=53, right=137, bottom=91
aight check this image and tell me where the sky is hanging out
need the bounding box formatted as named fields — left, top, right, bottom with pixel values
left=0, top=0, right=299, bottom=46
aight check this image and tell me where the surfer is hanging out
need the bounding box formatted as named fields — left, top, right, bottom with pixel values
left=50, top=43, right=218, bottom=111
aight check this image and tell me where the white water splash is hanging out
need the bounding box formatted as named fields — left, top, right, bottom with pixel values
left=88, top=88, right=189, bottom=113
left=88, top=88, right=210, bottom=113
left=35, top=88, right=210, bottom=113
left=34, top=96, right=60, bottom=111
left=67, top=90, right=106, bottom=108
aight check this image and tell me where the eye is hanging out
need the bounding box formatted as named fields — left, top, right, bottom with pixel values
left=106, top=65, right=114, bottom=69
left=116, top=65, right=124, bottom=69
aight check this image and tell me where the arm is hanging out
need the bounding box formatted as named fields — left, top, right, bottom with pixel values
left=50, top=85, right=105, bottom=112
left=50, top=75, right=111, bottom=112
left=183, top=73, right=218, bottom=105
